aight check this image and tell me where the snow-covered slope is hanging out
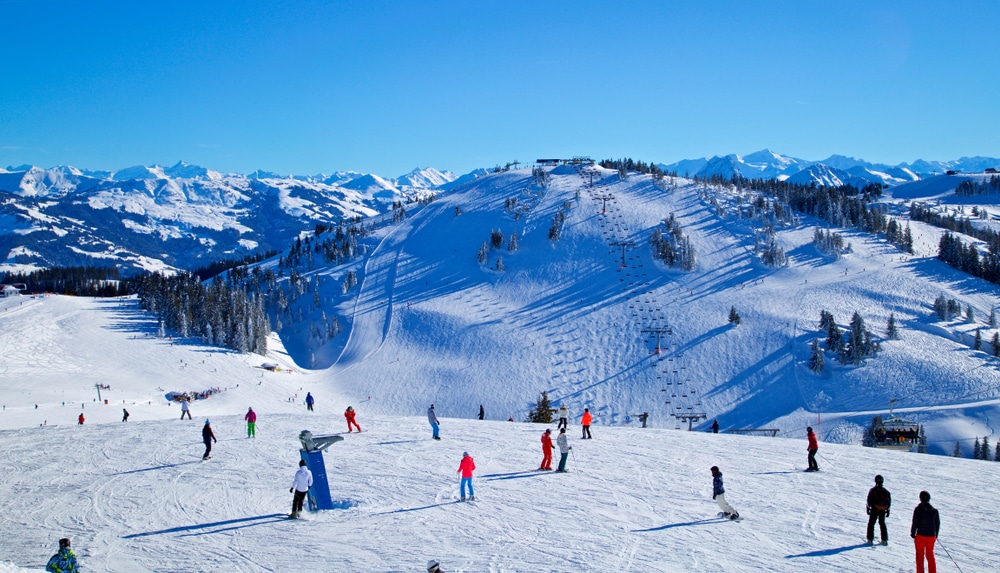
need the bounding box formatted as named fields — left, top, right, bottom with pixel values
left=0, top=295, right=996, bottom=572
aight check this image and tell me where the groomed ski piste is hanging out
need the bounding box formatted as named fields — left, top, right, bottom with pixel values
left=3, top=163, right=1000, bottom=571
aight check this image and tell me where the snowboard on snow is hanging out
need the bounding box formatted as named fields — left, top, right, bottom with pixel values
left=717, top=512, right=743, bottom=522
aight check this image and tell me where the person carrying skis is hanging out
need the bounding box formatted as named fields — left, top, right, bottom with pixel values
left=202, top=420, right=217, bottom=460
left=806, top=426, right=819, bottom=471
left=245, top=407, right=257, bottom=438
left=345, top=406, right=361, bottom=432
left=556, top=427, right=571, bottom=472
left=557, top=405, right=569, bottom=430
left=457, top=451, right=476, bottom=501
left=581, top=408, right=592, bottom=439
left=910, top=490, right=940, bottom=573
left=180, top=398, right=191, bottom=420
left=77, top=413, right=84, bottom=425
left=45, top=537, right=78, bottom=573
left=711, top=465, right=739, bottom=519
left=428, top=404, right=440, bottom=440
left=539, top=428, right=554, bottom=470
left=289, top=459, right=313, bottom=518
left=305, top=392, right=314, bottom=412
left=866, top=474, right=891, bottom=545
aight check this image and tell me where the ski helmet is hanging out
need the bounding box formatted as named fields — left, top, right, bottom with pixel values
left=205, top=419, right=210, bottom=425
left=874, top=474, right=883, bottom=484
left=59, top=538, right=71, bottom=549
left=427, top=559, right=440, bottom=571
left=463, top=451, right=469, bottom=457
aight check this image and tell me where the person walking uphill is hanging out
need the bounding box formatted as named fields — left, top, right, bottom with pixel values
left=428, top=404, right=441, bottom=440
left=305, top=392, right=314, bottom=412
left=911, top=491, right=940, bottom=573
left=711, top=466, right=739, bottom=519
left=289, top=459, right=313, bottom=518
left=45, top=537, right=78, bottom=573
left=345, top=406, right=361, bottom=432
left=539, top=428, right=554, bottom=470
left=557, top=405, right=569, bottom=430
left=866, top=474, right=891, bottom=545
left=806, top=426, right=819, bottom=471
left=245, top=407, right=257, bottom=438
left=202, top=420, right=217, bottom=460
left=556, top=428, right=571, bottom=472
left=581, top=408, right=592, bottom=439
left=458, top=452, right=476, bottom=501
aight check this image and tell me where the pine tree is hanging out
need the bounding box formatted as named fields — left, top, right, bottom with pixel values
left=477, top=242, right=489, bottom=264
left=495, top=257, right=505, bottom=273
left=993, top=333, right=1000, bottom=357
left=863, top=416, right=882, bottom=447
left=995, top=441, right=1000, bottom=462
left=934, top=294, right=948, bottom=321
left=886, top=313, right=899, bottom=340
left=808, top=338, right=825, bottom=373
left=981, top=436, right=992, bottom=460
left=973, top=437, right=981, bottom=459
left=990, top=307, right=997, bottom=328
left=966, top=304, right=975, bottom=323
left=953, top=441, right=962, bottom=457
left=507, top=231, right=519, bottom=253
left=527, top=391, right=555, bottom=423
left=728, top=305, right=741, bottom=326
left=975, top=328, right=983, bottom=351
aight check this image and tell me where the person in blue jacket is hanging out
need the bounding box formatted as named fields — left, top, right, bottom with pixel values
left=45, top=538, right=78, bottom=573
left=305, top=392, right=315, bottom=412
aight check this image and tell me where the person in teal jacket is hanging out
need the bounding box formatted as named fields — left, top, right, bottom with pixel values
left=46, top=538, right=78, bottom=573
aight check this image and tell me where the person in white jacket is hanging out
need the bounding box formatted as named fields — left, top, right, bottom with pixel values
left=556, top=428, right=572, bottom=472
left=289, top=460, right=313, bottom=518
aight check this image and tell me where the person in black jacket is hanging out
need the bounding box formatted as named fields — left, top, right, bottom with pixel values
left=865, top=474, right=891, bottom=545
left=202, top=420, right=217, bottom=460
left=910, top=491, right=940, bottom=573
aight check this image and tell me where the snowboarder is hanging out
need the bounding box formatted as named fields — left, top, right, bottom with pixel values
left=539, top=428, right=554, bottom=470
left=457, top=451, right=476, bottom=501
left=245, top=407, right=257, bottom=438
left=180, top=398, right=191, bottom=420
left=866, top=474, right=891, bottom=545
left=77, top=413, right=84, bottom=425
left=557, top=404, right=569, bottom=430
left=428, top=404, right=440, bottom=440
left=45, top=537, right=78, bottom=573
left=910, top=491, right=940, bottom=573
left=806, top=426, right=819, bottom=471
left=202, top=419, right=217, bottom=460
left=556, top=427, right=571, bottom=472
left=711, top=465, right=739, bottom=519
left=711, top=419, right=719, bottom=433
left=478, top=404, right=485, bottom=420
left=636, top=412, right=649, bottom=428
left=305, top=392, right=314, bottom=412
left=581, top=408, right=592, bottom=439
left=345, top=406, right=361, bottom=432
left=289, top=459, right=313, bottom=518
left=427, top=560, right=445, bottom=573
left=122, top=408, right=129, bottom=422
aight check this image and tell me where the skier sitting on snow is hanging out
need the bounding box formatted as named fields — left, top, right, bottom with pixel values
left=711, top=465, right=739, bottom=520
left=45, top=537, right=78, bottom=573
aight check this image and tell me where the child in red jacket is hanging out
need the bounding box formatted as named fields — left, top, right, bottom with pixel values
left=540, top=429, right=554, bottom=470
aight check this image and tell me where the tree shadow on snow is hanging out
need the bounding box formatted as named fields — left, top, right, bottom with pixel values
left=122, top=514, right=288, bottom=538
left=481, top=470, right=547, bottom=481
left=785, top=543, right=871, bottom=558
left=372, top=501, right=460, bottom=516
left=631, top=518, right=724, bottom=532
left=113, top=461, right=201, bottom=475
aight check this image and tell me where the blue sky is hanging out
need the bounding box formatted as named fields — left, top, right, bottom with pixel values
left=2, top=1, right=998, bottom=177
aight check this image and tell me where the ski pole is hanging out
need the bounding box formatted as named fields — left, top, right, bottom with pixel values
left=937, top=539, right=964, bottom=573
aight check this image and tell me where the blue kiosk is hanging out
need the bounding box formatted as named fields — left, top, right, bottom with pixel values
left=298, top=430, right=344, bottom=511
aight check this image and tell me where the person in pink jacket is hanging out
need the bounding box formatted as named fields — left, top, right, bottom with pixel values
left=457, top=452, right=476, bottom=501
left=245, top=407, right=257, bottom=438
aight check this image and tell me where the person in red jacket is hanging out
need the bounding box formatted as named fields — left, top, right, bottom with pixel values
left=457, top=452, right=476, bottom=501
left=806, top=426, right=819, bottom=471
left=345, top=406, right=361, bottom=432
left=539, top=428, right=554, bottom=470
left=581, top=408, right=592, bottom=439
left=78, top=413, right=85, bottom=425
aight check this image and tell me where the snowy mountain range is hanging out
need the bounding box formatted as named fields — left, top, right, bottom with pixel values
left=660, top=149, right=998, bottom=188
left=0, top=162, right=459, bottom=274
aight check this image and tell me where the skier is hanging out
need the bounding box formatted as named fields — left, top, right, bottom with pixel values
left=345, top=406, right=361, bottom=432
left=202, top=420, right=217, bottom=460
left=305, top=392, right=314, bottom=412
left=289, top=459, right=313, bottom=518
left=556, top=427, right=571, bottom=472
left=806, top=426, right=819, bottom=471
left=711, top=419, right=719, bottom=433
left=866, top=474, right=891, bottom=545
left=245, top=407, right=257, bottom=438
left=427, top=560, right=445, bottom=573
left=581, top=408, right=592, bottom=439
left=478, top=404, right=485, bottom=421
left=711, top=465, right=739, bottom=519
left=636, top=412, right=649, bottom=428
left=45, top=537, right=78, bottom=573
left=122, top=408, right=129, bottom=422
left=539, top=428, right=554, bottom=470
left=557, top=404, right=569, bottom=430
left=910, top=491, right=940, bottom=573
left=457, top=451, right=476, bottom=501
left=428, top=404, right=440, bottom=440
left=180, top=398, right=191, bottom=420
left=77, top=413, right=84, bottom=425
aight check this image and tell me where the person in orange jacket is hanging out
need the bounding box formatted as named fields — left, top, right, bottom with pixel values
left=806, top=426, right=819, bottom=471
left=539, top=428, right=554, bottom=470
left=77, top=413, right=84, bottom=425
left=581, top=408, right=592, bottom=439
left=345, top=406, right=361, bottom=432
left=457, top=452, right=476, bottom=501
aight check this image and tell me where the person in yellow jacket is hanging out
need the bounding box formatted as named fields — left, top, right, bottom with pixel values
left=581, top=408, right=592, bottom=439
